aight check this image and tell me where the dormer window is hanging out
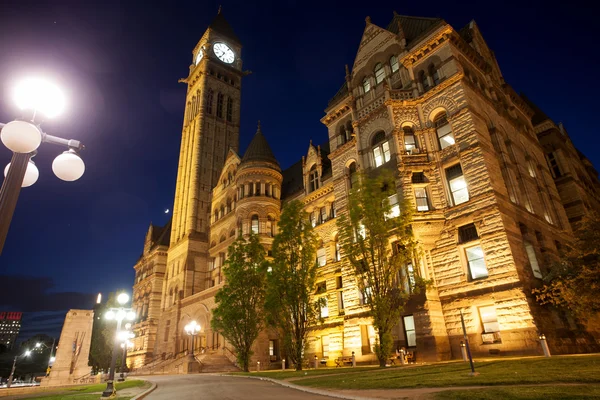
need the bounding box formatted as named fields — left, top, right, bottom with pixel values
left=309, top=165, right=320, bottom=193
left=374, top=63, right=385, bottom=84
left=371, top=131, right=391, bottom=168
left=390, top=55, right=399, bottom=73
left=363, top=77, right=371, bottom=94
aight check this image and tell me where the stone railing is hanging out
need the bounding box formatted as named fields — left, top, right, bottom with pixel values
left=390, top=89, right=414, bottom=100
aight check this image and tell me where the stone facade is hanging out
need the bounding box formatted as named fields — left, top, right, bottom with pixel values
left=129, top=12, right=600, bottom=370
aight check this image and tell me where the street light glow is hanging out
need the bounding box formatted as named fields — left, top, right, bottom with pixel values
left=105, top=310, right=115, bottom=320
left=126, top=311, right=136, bottom=321
left=13, top=78, right=66, bottom=118
left=24, top=350, right=31, bottom=356
left=35, top=342, right=41, bottom=348
left=117, top=293, right=129, bottom=305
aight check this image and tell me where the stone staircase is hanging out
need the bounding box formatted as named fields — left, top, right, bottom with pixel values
left=198, top=352, right=240, bottom=373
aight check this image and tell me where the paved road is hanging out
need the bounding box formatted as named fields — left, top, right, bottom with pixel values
left=140, top=374, right=338, bottom=400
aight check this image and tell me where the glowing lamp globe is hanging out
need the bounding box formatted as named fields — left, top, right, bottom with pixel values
left=4, top=160, right=39, bottom=187
left=126, top=311, right=136, bottom=321
left=14, top=78, right=66, bottom=118
left=105, top=310, right=115, bottom=320
left=52, top=150, right=84, bottom=181
left=117, top=293, right=130, bottom=305
left=0, top=120, right=42, bottom=153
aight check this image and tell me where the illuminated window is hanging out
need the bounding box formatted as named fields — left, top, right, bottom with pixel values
left=359, top=286, right=372, bottom=305
left=415, top=188, right=429, bottom=211
left=390, top=55, right=399, bottom=73
left=334, top=237, right=341, bottom=261
left=479, top=306, right=500, bottom=333
left=320, top=207, right=327, bottom=223
left=465, top=245, right=488, bottom=279
left=403, top=315, right=416, bottom=347
left=403, top=126, right=417, bottom=153
left=363, top=77, right=371, bottom=93
left=308, top=165, right=319, bottom=193
left=525, top=242, right=543, bottom=278
left=371, top=131, right=391, bottom=167
left=320, top=297, right=329, bottom=318
left=527, top=159, right=537, bottom=178
left=385, top=193, right=400, bottom=219
left=251, top=215, right=259, bottom=234
left=435, top=113, right=455, bottom=149
left=317, top=247, right=327, bottom=267
left=446, top=164, right=469, bottom=206
left=374, top=63, right=385, bottom=84
left=546, top=152, right=562, bottom=178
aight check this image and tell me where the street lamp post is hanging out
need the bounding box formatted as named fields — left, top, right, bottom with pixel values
left=184, top=321, right=200, bottom=359
left=35, top=338, right=56, bottom=376
left=0, top=78, right=86, bottom=255
left=101, top=293, right=136, bottom=399
left=7, top=350, right=31, bottom=388
left=118, top=324, right=134, bottom=382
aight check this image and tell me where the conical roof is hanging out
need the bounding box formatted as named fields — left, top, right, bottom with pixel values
left=209, top=10, right=241, bottom=44
left=241, top=122, right=280, bottom=169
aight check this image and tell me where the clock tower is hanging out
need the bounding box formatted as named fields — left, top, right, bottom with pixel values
left=166, top=9, right=243, bottom=315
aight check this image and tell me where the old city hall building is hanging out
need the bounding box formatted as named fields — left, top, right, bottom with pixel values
left=127, top=10, right=600, bottom=372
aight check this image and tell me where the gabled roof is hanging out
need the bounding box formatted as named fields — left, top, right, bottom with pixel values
left=385, top=14, right=444, bottom=47
left=281, top=141, right=332, bottom=199
left=151, top=220, right=172, bottom=248
left=209, top=11, right=240, bottom=44
left=241, top=122, right=280, bottom=168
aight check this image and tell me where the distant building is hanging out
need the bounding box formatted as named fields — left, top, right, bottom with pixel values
left=128, top=10, right=600, bottom=372
left=0, top=312, right=22, bottom=349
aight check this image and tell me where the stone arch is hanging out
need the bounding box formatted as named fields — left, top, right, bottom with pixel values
left=424, top=96, right=459, bottom=123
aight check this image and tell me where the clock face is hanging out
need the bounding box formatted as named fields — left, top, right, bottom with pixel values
left=195, top=49, right=204, bottom=65
left=213, top=42, right=235, bottom=64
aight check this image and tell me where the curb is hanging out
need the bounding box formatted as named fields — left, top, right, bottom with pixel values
left=130, top=381, right=158, bottom=400
left=218, top=374, right=378, bottom=400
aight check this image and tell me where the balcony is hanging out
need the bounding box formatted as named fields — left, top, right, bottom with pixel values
left=390, top=89, right=414, bottom=101
left=400, top=149, right=430, bottom=165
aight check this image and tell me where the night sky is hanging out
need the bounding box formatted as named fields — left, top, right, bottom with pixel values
left=0, top=0, right=597, bottom=341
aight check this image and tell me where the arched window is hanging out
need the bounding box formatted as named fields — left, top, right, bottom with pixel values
left=255, top=182, right=261, bottom=196
left=345, top=121, right=353, bottom=142
left=390, top=55, right=399, bottom=73
left=317, top=240, right=326, bottom=266
left=226, top=97, right=233, bottom=122
left=420, top=70, right=430, bottom=91
left=429, top=64, right=440, bottom=85
left=348, top=162, right=358, bottom=189
left=206, top=89, right=214, bottom=114
left=220, top=235, right=226, bottom=243
left=219, top=205, right=225, bottom=218
left=308, top=165, right=319, bottom=193
left=251, top=215, right=259, bottom=234
left=267, top=216, right=275, bottom=237
left=214, top=210, right=219, bottom=222
left=362, top=77, right=371, bottom=94
left=226, top=199, right=232, bottom=213
left=403, top=126, right=418, bottom=153
left=374, top=63, right=385, bottom=84
left=217, top=93, right=224, bottom=118
left=371, top=131, right=391, bottom=167
left=340, top=125, right=347, bottom=145
left=434, top=112, right=455, bottom=150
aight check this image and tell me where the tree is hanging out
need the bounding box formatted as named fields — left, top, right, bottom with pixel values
left=265, top=200, right=321, bottom=371
left=533, top=213, right=600, bottom=331
left=211, top=233, right=268, bottom=372
left=337, top=169, right=423, bottom=367
left=89, top=292, right=124, bottom=374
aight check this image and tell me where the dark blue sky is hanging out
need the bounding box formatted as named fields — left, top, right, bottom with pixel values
left=0, top=0, right=597, bottom=340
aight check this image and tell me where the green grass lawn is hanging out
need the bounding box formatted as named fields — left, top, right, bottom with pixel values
left=243, top=355, right=600, bottom=390
left=23, top=379, right=146, bottom=399
left=433, top=384, right=600, bottom=400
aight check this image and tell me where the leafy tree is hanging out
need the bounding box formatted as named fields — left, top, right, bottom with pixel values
left=89, top=292, right=124, bottom=374
left=265, top=200, right=321, bottom=371
left=337, top=169, right=423, bottom=367
left=211, top=233, right=268, bottom=372
left=533, top=213, right=600, bottom=331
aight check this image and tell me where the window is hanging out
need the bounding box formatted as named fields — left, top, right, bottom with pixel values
left=348, top=162, right=358, bottom=188
left=216, top=93, right=224, bottom=118
left=255, top=182, right=260, bottom=196
left=458, top=223, right=478, bottom=243
left=269, top=340, right=278, bottom=360
left=446, top=164, right=469, bottom=205
left=430, top=64, right=441, bottom=85
left=226, top=97, right=233, bottom=122
left=320, top=207, right=327, bottom=223
left=401, top=262, right=415, bottom=293
left=412, top=172, right=425, bottom=184
left=371, top=131, right=391, bottom=167
left=251, top=215, right=259, bottom=234
left=390, top=55, right=399, bottom=73
left=330, top=202, right=337, bottom=218
left=267, top=216, right=275, bottom=237
left=334, top=239, right=341, bottom=261
left=403, top=126, right=417, bottom=153
left=435, top=113, right=455, bottom=149
left=525, top=242, right=543, bottom=278
left=414, top=188, right=429, bottom=211
left=359, top=286, right=372, bottom=305
left=362, top=77, right=371, bottom=93
left=317, top=247, right=327, bottom=267
left=385, top=193, right=400, bottom=219
left=308, top=165, right=319, bottom=192
left=479, top=306, right=500, bottom=333
left=374, top=63, right=385, bottom=84
left=311, top=211, right=317, bottom=227
left=420, top=70, right=430, bottom=91
left=546, top=152, right=562, bottom=178
left=465, top=245, right=488, bottom=279
left=403, top=315, right=416, bottom=347
left=337, top=291, right=345, bottom=314
left=206, top=89, right=214, bottom=114
left=527, top=159, right=537, bottom=178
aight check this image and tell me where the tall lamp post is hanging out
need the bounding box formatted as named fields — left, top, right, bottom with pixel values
left=184, top=321, right=200, bottom=360
left=118, top=323, right=134, bottom=382
left=101, top=293, right=135, bottom=399
left=7, top=350, right=31, bottom=388
left=35, top=339, right=56, bottom=376
left=0, top=78, right=86, bottom=255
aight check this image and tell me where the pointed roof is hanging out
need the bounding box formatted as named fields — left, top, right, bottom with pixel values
left=241, top=122, right=280, bottom=168
left=209, top=10, right=241, bottom=44
left=386, top=14, right=444, bottom=47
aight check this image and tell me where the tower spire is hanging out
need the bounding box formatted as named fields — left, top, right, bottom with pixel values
left=218, top=4, right=222, bottom=14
